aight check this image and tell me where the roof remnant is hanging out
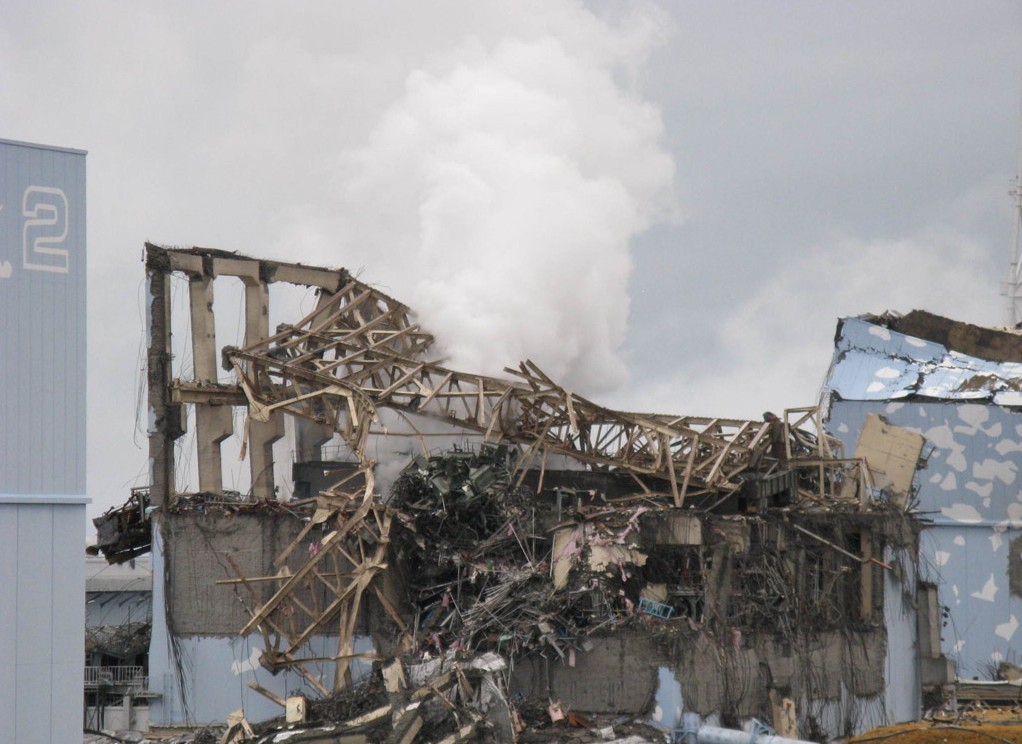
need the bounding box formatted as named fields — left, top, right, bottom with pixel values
left=828, top=316, right=1022, bottom=404
left=873, top=309, right=1022, bottom=363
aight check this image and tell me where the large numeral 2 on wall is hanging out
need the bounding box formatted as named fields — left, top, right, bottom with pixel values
left=23, top=186, right=69, bottom=274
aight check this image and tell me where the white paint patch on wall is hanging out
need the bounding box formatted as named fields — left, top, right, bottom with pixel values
left=971, top=574, right=999, bottom=602
left=995, top=615, right=1018, bottom=641
left=1006, top=503, right=1022, bottom=527
left=934, top=550, right=951, bottom=566
left=868, top=326, right=892, bottom=341
left=965, top=481, right=993, bottom=499
left=231, top=645, right=263, bottom=675
left=973, top=458, right=1017, bottom=485
left=953, top=536, right=966, bottom=546
left=995, top=439, right=1022, bottom=456
left=956, top=404, right=990, bottom=431
left=941, top=503, right=983, bottom=523
left=990, top=531, right=1004, bottom=551
left=925, top=424, right=968, bottom=473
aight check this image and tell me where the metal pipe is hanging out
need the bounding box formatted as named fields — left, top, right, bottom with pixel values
left=697, top=726, right=817, bottom=744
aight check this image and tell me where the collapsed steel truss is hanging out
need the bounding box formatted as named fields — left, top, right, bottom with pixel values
left=226, top=293, right=779, bottom=505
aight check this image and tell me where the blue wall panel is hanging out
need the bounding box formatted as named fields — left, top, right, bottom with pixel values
left=0, top=138, right=86, bottom=500
left=0, top=139, right=87, bottom=743
left=825, top=315, right=1022, bottom=679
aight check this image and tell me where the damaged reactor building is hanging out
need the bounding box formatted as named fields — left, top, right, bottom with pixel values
left=90, top=244, right=972, bottom=743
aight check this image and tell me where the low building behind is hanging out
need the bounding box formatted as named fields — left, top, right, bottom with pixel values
left=85, top=553, right=153, bottom=732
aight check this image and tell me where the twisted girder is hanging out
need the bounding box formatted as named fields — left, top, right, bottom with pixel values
left=228, top=315, right=774, bottom=498
left=250, top=275, right=434, bottom=363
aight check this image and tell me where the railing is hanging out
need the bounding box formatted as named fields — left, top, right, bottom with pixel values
left=84, top=665, right=147, bottom=689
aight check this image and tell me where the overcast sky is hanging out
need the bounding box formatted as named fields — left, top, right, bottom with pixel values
left=3, top=1, right=1021, bottom=526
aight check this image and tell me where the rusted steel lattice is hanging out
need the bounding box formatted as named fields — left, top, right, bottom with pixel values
left=228, top=324, right=777, bottom=503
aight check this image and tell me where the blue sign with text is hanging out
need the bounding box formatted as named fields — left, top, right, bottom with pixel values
left=0, top=139, right=86, bottom=500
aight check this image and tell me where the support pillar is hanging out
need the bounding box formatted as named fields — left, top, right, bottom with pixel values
left=189, top=273, right=233, bottom=493
left=146, top=246, right=181, bottom=506
left=242, top=278, right=283, bottom=499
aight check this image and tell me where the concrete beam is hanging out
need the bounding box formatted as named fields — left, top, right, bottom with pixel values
left=266, top=263, right=344, bottom=292
left=167, top=252, right=205, bottom=275
left=171, top=382, right=248, bottom=406
left=212, top=256, right=261, bottom=283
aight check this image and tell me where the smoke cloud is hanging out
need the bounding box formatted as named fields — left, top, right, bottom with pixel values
left=288, top=3, right=676, bottom=393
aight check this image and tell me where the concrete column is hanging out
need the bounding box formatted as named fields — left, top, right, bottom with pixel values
left=146, top=250, right=178, bottom=506
left=243, top=279, right=283, bottom=499
left=189, top=274, right=233, bottom=493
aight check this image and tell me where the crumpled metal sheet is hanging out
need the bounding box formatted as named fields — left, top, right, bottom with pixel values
left=828, top=317, right=1022, bottom=403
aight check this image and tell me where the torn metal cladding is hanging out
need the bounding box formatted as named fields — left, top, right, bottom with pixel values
left=828, top=314, right=1022, bottom=403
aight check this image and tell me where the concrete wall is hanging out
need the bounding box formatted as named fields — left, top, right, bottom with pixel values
left=149, top=512, right=372, bottom=725
left=510, top=628, right=889, bottom=737
left=158, top=508, right=345, bottom=636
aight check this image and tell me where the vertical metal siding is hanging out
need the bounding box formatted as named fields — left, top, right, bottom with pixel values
left=15, top=506, right=55, bottom=741
left=0, top=140, right=86, bottom=498
left=0, top=506, right=18, bottom=736
left=829, top=398, right=1022, bottom=678
left=51, top=505, right=85, bottom=741
left=0, top=140, right=87, bottom=743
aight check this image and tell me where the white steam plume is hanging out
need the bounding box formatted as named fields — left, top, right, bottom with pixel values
left=290, top=4, right=676, bottom=393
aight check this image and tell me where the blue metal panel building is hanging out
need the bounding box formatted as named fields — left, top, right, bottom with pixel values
left=0, top=138, right=87, bottom=743
left=824, top=315, right=1022, bottom=680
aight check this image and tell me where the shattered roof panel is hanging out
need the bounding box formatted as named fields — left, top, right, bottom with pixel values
left=828, top=317, right=1022, bottom=403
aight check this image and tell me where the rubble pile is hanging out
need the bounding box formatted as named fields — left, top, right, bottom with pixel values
left=211, top=429, right=904, bottom=743
left=389, top=443, right=671, bottom=661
